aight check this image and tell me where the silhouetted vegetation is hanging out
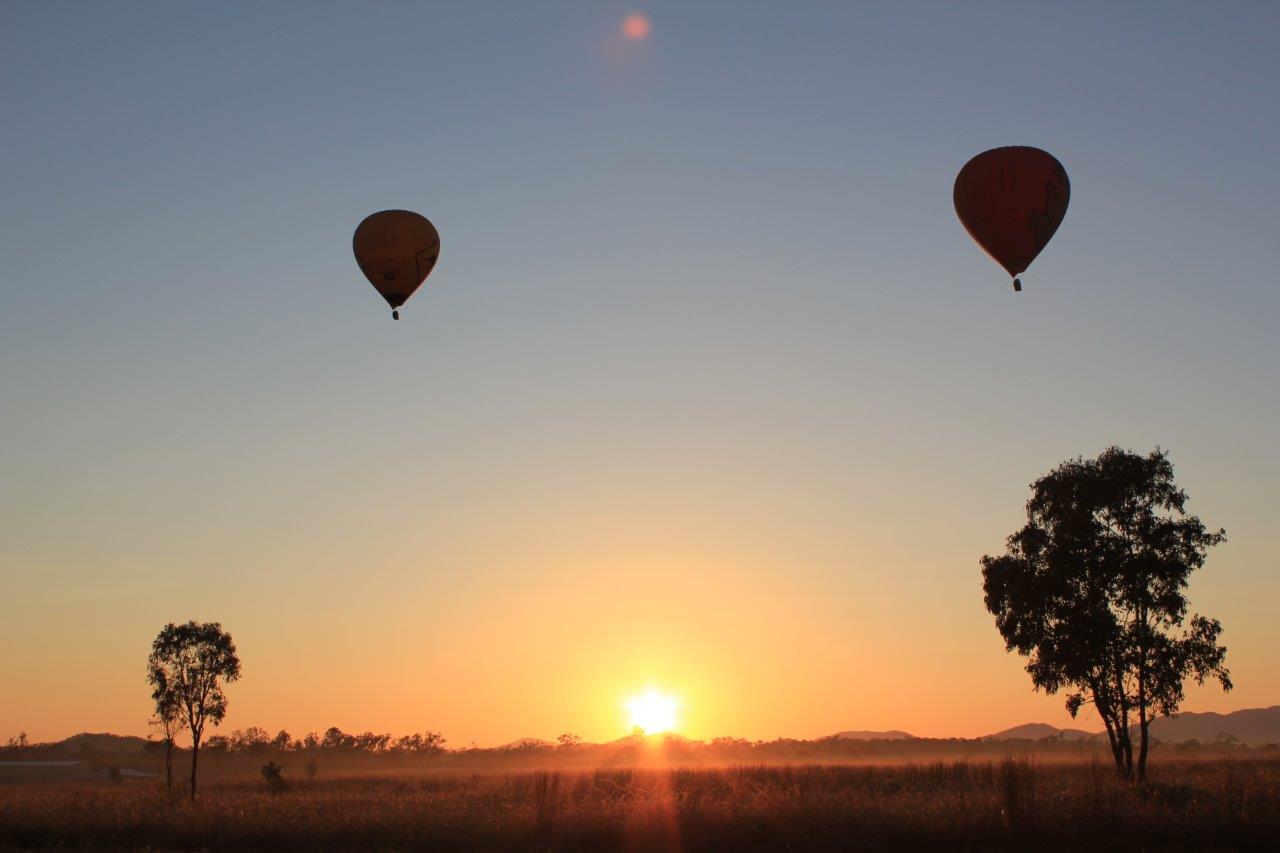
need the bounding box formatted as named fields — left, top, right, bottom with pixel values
left=196, top=726, right=448, bottom=757
left=3, top=759, right=1278, bottom=850
left=147, top=692, right=182, bottom=791
left=6, top=726, right=1278, bottom=782
left=982, top=447, right=1231, bottom=781
left=146, top=621, right=241, bottom=801
left=260, top=760, right=286, bottom=792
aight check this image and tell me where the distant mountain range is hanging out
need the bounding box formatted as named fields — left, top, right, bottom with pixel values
left=1143, top=706, right=1280, bottom=746
left=979, top=706, right=1280, bottom=746
left=25, top=706, right=1280, bottom=752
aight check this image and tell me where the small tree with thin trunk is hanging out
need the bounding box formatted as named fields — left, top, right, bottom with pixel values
left=147, top=621, right=241, bottom=801
left=148, top=692, right=183, bottom=791
left=981, top=447, right=1231, bottom=781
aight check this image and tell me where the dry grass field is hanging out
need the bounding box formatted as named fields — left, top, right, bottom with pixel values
left=2, top=758, right=1278, bottom=851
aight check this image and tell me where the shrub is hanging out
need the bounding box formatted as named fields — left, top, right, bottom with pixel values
left=261, top=761, right=286, bottom=792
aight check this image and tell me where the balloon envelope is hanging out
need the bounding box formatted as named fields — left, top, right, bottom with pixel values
left=352, top=210, right=440, bottom=311
left=953, top=147, right=1069, bottom=281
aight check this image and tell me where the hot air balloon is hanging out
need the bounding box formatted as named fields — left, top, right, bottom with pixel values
left=953, top=147, right=1069, bottom=292
left=352, top=210, right=440, bottom=319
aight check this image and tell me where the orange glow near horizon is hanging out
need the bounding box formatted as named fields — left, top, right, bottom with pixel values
left=625, top=689, right=680, bottom=734
left=621, top=13, right=652, bottom=42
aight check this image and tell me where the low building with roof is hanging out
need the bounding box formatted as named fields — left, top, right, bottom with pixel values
left=0, top=761, right=94, bottom=783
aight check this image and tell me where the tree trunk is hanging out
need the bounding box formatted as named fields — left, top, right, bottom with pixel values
left=1121, top=725, right=1134, bottom=780
left=1100, top=717, right=1125, bottom=777
left=1136, top=624, right=1149, bottom=783
left=1092, top=686, right=1127, bottom=778
left=164, top=738, right=173, bottom=790
left=1115, top=656, right=1134, bottom=781
left=1138, top=720, right=1151, bottom=782
left=189, top=733, right=200, bottom=802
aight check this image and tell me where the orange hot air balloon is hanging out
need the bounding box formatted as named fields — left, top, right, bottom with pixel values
left=352, top=210, right=440, bottom=319
left=953, top=147, right=1069, bottom=292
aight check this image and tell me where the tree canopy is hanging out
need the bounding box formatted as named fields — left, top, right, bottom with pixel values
left=981, top=447, right=1230, bottom=780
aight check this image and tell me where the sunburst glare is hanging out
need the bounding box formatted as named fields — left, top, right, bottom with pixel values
left=625, top=688, right=680, bottom=734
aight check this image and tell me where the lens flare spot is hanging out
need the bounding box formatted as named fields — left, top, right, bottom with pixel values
left=621, top=13, right=652, bottom=42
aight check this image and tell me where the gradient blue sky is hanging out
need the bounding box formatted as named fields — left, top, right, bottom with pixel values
left=3, top=2, right=1278, bottom=744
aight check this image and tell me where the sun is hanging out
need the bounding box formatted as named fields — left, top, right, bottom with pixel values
left=625, top=689, right=680, bottom=734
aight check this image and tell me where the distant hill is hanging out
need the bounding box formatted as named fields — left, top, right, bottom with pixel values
left=57, top=733, right=150, bottom=754
left=983, top=723, right=1097, bottom=742
left=829, top=730, right=916, bottom=741
left=657, top=732, right=697, bottom=743
left=498, top=738, right=554, bottom=750
left=599, top=732, right=699, bottom=747
left=1148, top=706, right=1280, bottom=746
left=981, top=706, right=1280, bottom=746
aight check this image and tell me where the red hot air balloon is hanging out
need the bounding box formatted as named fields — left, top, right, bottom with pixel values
left=953, top=147, right=1069, bottom=292
left=352, top=210, right=440, bottom=319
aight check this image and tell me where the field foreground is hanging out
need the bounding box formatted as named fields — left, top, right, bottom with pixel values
left=2, top=759, right=1278, bottom=851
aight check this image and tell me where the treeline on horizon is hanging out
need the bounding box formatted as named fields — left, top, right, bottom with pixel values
left=5, top=726, right=1275, bottom=769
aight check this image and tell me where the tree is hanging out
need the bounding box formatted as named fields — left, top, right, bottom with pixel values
left=322, top=726, right=355, bottom=751
left=147, top=621, right=241, bottom=801
left=204, top=735, right=231, bottom=753
left=148, top=693, right=183, bottom=790
left=393, top=731, right=447, bottom=754
left=981, top=447, right=1231, bottom=781
left=557, top=733, right=581, bottom=750
left=228, top=726, right=271, bottom=753
left=354, top=731, right=392, bottom=753
left=261, top=760, right=286, bottom=792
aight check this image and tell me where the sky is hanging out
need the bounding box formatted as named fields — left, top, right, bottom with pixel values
left=2, top=1, right=1278, bottom=746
